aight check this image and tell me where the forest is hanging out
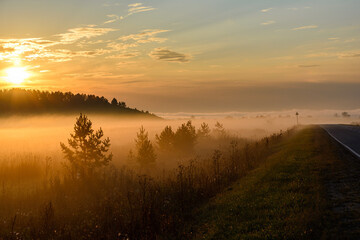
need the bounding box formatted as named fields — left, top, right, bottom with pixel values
left=0, top=89, right=155, bottom=117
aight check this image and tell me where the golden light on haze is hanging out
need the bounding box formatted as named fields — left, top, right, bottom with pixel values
left=4, top=67, right=30, bottom=85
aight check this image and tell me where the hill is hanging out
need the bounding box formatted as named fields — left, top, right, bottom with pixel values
left=0, top=88, right=158, bottom=117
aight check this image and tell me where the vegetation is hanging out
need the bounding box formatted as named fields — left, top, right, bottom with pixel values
left=0, top=88, right=157, bottom=117
left=187, top=126, right=336, bottom=239
left=0, top=115, right=290, bottom=239
left=1, top=115, right=347, bottom=239
left=155, top=121, right=198, bottom=155
left=60, top=113, right=113, bottom=179
left=134, top=126, right=157, bottom=167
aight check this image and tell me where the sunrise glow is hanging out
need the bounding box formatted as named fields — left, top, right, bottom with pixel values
left=4, top=67, right=30, bottom=85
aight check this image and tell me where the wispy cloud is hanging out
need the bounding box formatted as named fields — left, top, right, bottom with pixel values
left=128, top=3, right=155, bottom=15
left=104, top=14, right=124, bottom=24
left=340, top=52, right=360, bottom=58
left=0, top=32, right=112, bottom=63
left=292, top=25, right=318, bottom=31
left=57, top=27, right=117, bottom=44
left=0, top=38, right=56, bottom=62
left=298, top=64, right=320, bottom=68
left=107, top=42, right=139, bottom=51
left=261, top=20, right=276, bottom=26
left=149, top=48, right=191, bottom=63
left=305, top=51, right=360, bottom=59
left=261, top=8, right=273, bottom=13
left=107, top=51, right=140, bottom=59
left=103, top=3, right=155, bottom=24
left=119, top=29, right=169, bottom=43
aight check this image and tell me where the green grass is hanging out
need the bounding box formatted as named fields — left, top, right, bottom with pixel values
left=188, top=126, right=333, bottom=240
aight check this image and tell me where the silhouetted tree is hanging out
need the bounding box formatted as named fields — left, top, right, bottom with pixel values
left=342, top=112, right=351, bottom=118
left=119, top=101, right=127, bottom=108
left=197, top=122, right=211, bottom=139
left=135, top=126, right=157, bottom=167
left=111, top=98, right=118, bottom=106
left=156, top=126, right=175, bottom=152
left=213, top=121, right=226, bottom=138
left=60, top=113, right=112, bottom=178
left=174, top=121, right=197, bottom=153
left=0, top=89, right=155, bottom=116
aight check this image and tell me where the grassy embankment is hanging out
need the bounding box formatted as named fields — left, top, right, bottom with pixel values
left=188, top=126, right=337, bottom=239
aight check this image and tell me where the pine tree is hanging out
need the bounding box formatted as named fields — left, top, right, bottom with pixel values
left=197, top=122, right=211, bottom=138
left=156, top=126, right=175, bottom=152
left=135, top=126, right=156, bottom=167
left=60, top=113, right=112, bottom=178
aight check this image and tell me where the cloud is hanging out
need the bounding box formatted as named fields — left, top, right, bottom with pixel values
left=104, top=15, right=124, bottom=24
left=0, top=45, right=15, bottom=53
left=292, top=25, right=318, bottom=31
left=128, top=3, right=142, bottom=8
left=57, top=27, right=117, bottom=44
left=261, top=20, right=276, bottom=26
left=340, top=52, right=360, bottom=58
left=119, top=29, right=169, bottom=43
left=107, top=42, right=139, bottom=51
left=65, top=72, right=144, bottom=80
left=305, top=50, right=360, bottom=59
left=149, top=48, right=191, bottom=63
left=103, top=3, right=155, bottom=24
left=0, top=36, right=111, bottom=63
left=298, top=64, right=320, bottom=68
left=328, top=37, right=339, bottom=40
left=107, top=51, right=140, bottom=59
left=0, top=38, right=55, bottom=61
left=261, top=8, right=273, bottom=13
left=128, top=3, right=155, bottom=15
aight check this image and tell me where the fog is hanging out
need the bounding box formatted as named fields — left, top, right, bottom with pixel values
left=0, top=109, right=358, bottom=165
left=0, top=111, right=359, bottom=238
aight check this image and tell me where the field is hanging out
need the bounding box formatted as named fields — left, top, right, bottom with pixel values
left=0, top=114, right=293, bottom=239
left=0, top=114, right=357, bottom=239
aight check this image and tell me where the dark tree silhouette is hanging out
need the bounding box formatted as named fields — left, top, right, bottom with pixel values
left=0, top=88, right=156, bottom=117
left=135, top=126, right=157, bottom=167
left=174, top=120, right=197, bottom=153
left=60, top=114, right=112, bottom=178
left=213, top=121, right=226, bottom=138
left=156, top=126, right=175, bottom=152
left=342, top=112, right=351, bottom=118
left=111, top=98, right=118, bottom=106
left=197, top=122, right=211, bottom=138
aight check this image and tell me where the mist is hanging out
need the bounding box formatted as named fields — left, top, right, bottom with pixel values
left=0, top=109, right=358, bottom=162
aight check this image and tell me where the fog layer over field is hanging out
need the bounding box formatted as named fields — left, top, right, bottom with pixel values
left=0, top=111, right=358, bottom=238
left=0, top=109, right=358, bottom=165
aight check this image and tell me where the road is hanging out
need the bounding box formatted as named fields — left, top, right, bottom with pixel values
left=322, top=124, right=360, bottom=158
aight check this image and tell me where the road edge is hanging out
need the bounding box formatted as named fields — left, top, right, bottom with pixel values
left=321, top=126, right=360, bottom=159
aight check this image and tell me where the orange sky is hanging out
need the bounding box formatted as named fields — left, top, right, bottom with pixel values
left=0, top=0, right=359, bottom=112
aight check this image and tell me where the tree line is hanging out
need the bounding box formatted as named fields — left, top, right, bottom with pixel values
left=60, top=114, right=230, bottom=176
left=0, top=88, right=155, bottom=117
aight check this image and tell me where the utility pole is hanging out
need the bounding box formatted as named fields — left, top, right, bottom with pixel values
left=296, top=112, right=299, bottom=125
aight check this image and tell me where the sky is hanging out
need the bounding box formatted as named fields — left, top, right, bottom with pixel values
left=0, top=0, right=359, bottom=112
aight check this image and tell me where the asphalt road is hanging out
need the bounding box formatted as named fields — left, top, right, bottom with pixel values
left=322, top=124, right=360, bottom=158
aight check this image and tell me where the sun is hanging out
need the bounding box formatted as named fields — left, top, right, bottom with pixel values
left=5, top=67, right=30, bottom=85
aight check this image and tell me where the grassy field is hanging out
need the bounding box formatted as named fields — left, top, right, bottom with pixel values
left=187, top=126, right=338, bottom=239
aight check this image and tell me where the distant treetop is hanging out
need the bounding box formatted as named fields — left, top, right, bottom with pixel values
left=0, top=88, right=158, bottom=117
